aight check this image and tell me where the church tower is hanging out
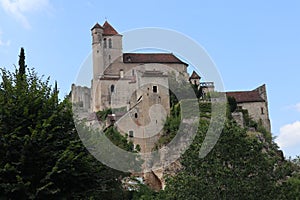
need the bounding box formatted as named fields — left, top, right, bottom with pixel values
left=91, top=21, right=123, bottom=112
left=91, top=21, right=123, bottom=79
left=102, top=21, right=123, bottom=67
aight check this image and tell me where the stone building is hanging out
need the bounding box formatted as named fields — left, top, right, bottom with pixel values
left=189, top=70, right=214, bottom=97
left=71, top=21, right=271, bottom=152
left=72, top=21, right=194, bottom=152
left=226, top=84, right=271, bottom=132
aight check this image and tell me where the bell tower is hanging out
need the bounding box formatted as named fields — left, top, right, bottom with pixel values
left=91, top=23, right=104, bottom=80
left=102, top=21, right=123, bottom=67
left=90, top=21, right=123, bottom=112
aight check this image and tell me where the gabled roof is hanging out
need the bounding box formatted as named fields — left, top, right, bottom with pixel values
left=102, top=21, right=119, bottom=36
left=123, top=53, right=188, bottom=65
left=91, top=23, right=103, bottom=30
left=226, top=90, right=265, bottom=103
left=190, top=71, right=200, bottom=79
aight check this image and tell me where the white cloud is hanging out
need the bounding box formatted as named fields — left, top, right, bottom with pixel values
left=0, top=0, right=50, bottom=29
left=295, top=103, right=300, bottom=112
left=276, top=121, right=300, bottom=149
left=0, top=31, right=10, bottom=47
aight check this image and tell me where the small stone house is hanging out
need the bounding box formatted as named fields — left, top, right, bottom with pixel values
left=226, top=84, right=271, bottom=132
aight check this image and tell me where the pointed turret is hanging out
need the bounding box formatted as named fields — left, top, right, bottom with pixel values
left=91, top=22, right=103, bottom=30
left=102, top=21, right=119, bottom=36
left=189, top=71, right=201, bottom=86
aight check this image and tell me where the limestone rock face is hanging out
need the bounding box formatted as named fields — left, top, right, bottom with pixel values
left=143, top=160, right=183, bottom=190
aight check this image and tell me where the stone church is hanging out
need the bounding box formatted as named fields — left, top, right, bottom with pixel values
left=71, top=21, right=208, bottom=151
left=71, top=21, right=271, bottom=152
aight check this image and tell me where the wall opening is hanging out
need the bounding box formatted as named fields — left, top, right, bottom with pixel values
left=129, top=130, right=134, bottom=138
left=153, top=85, right=158, bottom=93
left=103, top=38, right=107, bottom=48
left=108, top=38, right=112, bottom=48
left=261, top=107, right=264, bottom=115
left=135, top=113, right=138, bottom=118
left=110, top=85, right=115, bottom=93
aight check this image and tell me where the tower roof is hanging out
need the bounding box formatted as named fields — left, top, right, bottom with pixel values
left=102, top=21, right=119, bottom=36
left=190, top=71, right=200, bottom=79
left=91, top=22, right=103, bottom=30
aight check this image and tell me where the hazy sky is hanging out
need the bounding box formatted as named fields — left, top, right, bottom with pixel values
left=0, top=0, right=299, bottom=158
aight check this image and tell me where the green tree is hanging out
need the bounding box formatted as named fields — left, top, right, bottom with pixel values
left=18, top=47, right=26, bottom=78
left=227, top=96, right=237, bottom=112
left=136, top=103, right=300, bottom=199
left=157, top=118, right=300, bottom=199
left=0, top=48, right=128, bottom=199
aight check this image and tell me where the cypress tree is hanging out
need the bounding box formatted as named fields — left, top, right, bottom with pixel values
left=18, top=47, right=26, bottom=77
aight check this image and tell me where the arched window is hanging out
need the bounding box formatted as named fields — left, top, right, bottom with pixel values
left=110, top=85, right=115, bottom=93
left=108, top=38, right=112, bottom=48
left=103, top=38, right=107, bottom=48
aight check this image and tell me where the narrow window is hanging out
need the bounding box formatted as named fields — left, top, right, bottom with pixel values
left=110, top=85, right=115, bottom=93
left=129, top=130, right=134, bottom=138
left=261, top=107, right=264, bottom=114
left=108, top=38, right=112, bottom=48
left=135, top=113, right=138, bottom=118
left=153, top=85, right=158, bottom=93
left=103, top=38, right=107, bottom=48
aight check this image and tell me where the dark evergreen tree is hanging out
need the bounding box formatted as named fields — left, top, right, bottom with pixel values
left=18, top=47, right=26, bottom=77
left=0, top=48, right=129, bottom=199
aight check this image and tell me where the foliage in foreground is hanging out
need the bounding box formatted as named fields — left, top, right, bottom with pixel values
left=134, top=104, right=300, bottom=199
left=0, top=48, right=129, bottom=199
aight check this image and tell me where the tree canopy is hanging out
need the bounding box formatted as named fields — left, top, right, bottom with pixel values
left=0, top=48, right=129, bottom=199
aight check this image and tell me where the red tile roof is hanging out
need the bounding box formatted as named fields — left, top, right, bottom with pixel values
left=123, top=53, right=188, bottom=65
left=190, top=71, right=200, bottom=79
left=91, top=23, right=103, bottom=30
left=226, top=90, right=265, bottom=103
left=102, top=21, right=119, bottom=36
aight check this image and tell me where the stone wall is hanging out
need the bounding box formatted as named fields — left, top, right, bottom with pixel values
left=232, top=111, right=245, bottom=128
left=71, top=84, right=91, bottom=112
left=238, top=101, right=271, bottom=132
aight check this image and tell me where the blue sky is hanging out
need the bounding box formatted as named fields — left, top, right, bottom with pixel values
left=0, top=0, right=299, bottom=158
